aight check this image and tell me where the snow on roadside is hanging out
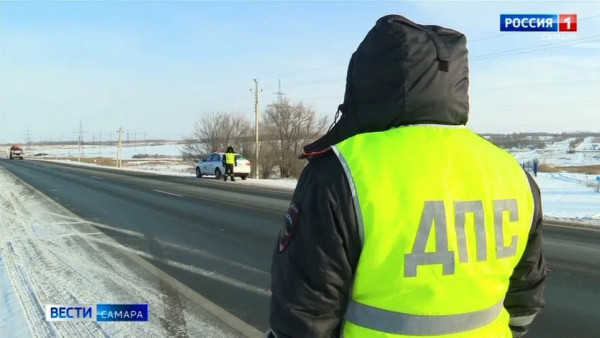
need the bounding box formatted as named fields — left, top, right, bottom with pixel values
left=535, top=172, right=600, bottom=223
left=121, top=162, right=195, bottom=175
left=41, top=159, right=196, bottom=178
left=0, top=169, right=239, bottom=337
left=0, top=249, right=30, bottom=337
left=234, top=178, right=298, bottom=191
left=38, top=159, right=297, bottom=191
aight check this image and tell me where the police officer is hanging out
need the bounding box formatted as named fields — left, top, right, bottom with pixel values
left=269, top=15, right=546, bottom=338
left=222, top=146, right=237, bottom=181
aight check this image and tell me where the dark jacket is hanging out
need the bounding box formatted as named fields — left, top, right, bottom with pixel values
left=269, top=15, right=546, bottom=338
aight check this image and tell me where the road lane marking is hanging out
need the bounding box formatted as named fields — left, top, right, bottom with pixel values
left=61, top=218, right=269, bottom=276
left=159, top=239, right=269, bottom=276
left=153, top=189, right=183, bottom=197
left=95, top=240, right=272, bottom=297
left=61, top=215, right=269, bottom=275
left=90, top=176, right=104, bottom=180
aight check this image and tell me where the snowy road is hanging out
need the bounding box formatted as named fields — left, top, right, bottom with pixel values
left=0, top=159, right=285, bottom=336
left=1, top=159, right=599, bottom=337
left=0, top=163, right=262, bottom=337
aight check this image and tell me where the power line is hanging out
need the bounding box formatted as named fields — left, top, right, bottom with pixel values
left=482, top=99, right=600, bottom=110
left=208, top=15, right=600, bottom=109
left=270, top=16, right=600, bottom=74
left=215, top=38, right=597, bottom=105
left=210, top=90, right=253, bottom=105
left=472, top=79, right=600, bottom=91
left=287, top=78, right=344, bottom=88
left=301, top=96, right=340, bottom=100
left=209, top=66, right=347, bottom=105
left=253, top=76, right=600, bottom=94
left=470, top=33, right=519, bottom=43
left=261, top=64, right=346, bottom=81
left=472, top=34, right=600, bottom=60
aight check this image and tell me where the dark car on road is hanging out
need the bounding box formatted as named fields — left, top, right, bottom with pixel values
left=9, top=144, right=24, bottom=160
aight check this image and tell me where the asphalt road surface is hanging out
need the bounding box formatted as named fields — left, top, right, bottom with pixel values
left=1, top=159, right=599, bottom=337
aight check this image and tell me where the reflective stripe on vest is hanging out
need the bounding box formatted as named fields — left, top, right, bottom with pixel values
left=345, top=299, right=503, bottom=335
left=225, top=153, right=236, bottom=164
left=333, top=125, right=535, bottom=338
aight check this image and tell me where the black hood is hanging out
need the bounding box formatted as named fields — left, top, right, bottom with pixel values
left=304, top=15, right=469, bottom=154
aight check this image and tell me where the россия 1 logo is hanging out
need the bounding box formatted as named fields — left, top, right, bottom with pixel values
left=500, top=14, right=577, bottom=32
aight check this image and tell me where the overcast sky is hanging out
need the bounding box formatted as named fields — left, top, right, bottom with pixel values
left=1, top=0, right=599, bottom=143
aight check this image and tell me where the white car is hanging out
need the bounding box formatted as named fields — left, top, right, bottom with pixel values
left=195, top=152, right=251, bottom=180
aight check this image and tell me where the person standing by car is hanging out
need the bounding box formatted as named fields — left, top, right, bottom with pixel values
left=222, top=146, right=237, bottom=181
left=268, top=15, right=545, bottom=338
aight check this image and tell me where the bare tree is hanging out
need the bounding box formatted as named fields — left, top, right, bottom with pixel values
left=263, top=98, right=328, bottom=178
left=182, top=112, right=252, bottom=161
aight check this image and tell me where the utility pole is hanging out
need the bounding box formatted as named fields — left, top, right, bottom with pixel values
left=116, top=127, right=123, bottom=168
left=77, top=133, right=80, bottom=162
left=109, top=130, right=112, bottom=153
left=77, top=121, right=83, bottom=162
left=26, top=129, right=31, bottom=150
left=251, top=78, right=262, bottom=179
left=99, top=131, right=102, bottom=154
left=127, top=130, right=130, bottom=144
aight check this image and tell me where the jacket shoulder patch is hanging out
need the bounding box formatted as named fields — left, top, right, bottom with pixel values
left=278, top=202, right=302, bottom=252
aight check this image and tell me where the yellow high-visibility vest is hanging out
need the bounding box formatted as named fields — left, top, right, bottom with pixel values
left=332, top=125, right=534, bottom=338
left=225, top=153, right=236, bottom=165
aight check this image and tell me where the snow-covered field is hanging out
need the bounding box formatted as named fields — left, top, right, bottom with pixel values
left=2, top=142, right=185, bottom=160
left=535, top=172, right=600, bottom=223
left=503, top=136, right=600, bottom=223
left=0, top=168, right=250, bottom=337
left=511, top=136, right=600, bottom=166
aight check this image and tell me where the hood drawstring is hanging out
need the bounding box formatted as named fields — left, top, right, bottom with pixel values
left=327, top=104, right=346, bottom=133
